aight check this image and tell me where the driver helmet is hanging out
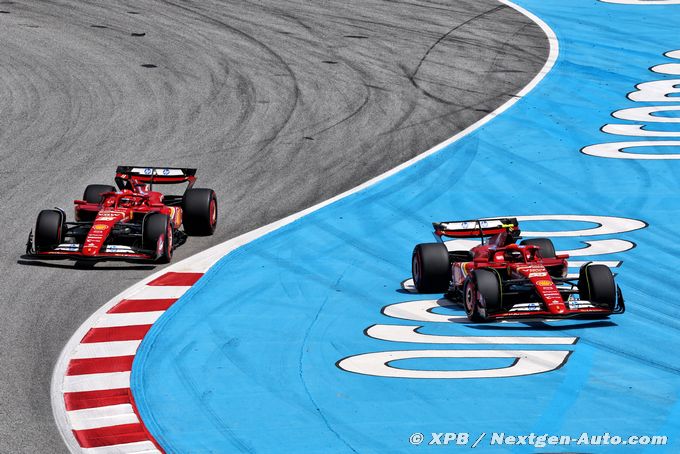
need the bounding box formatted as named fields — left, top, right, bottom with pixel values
left=504, top=243, right=523, bottom=261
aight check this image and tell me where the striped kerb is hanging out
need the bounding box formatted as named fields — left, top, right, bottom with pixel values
left=61, top=272, right=203, bottom=453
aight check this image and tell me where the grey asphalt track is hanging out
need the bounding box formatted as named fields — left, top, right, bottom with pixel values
left=0, top=1, right=547, bottom=452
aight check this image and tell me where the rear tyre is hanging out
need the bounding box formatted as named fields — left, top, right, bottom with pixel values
left=34, top=209, right=65, bottom=251
left=520, top=238, right=556, bottom=259
left=411, top=243, right=450, bottom=293
left=182, top=188, right=217, bottom=236
left=464, top=269, right=502, bottom=321
left=143, top=213, right=172, bottom=263
left=83, top=184, right=116, bottom=204
left=578, top=264, right=616, bottom=309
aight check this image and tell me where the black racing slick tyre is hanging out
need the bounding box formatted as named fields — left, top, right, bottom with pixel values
left=578, top=264, right=616, bottom=309
left=83, top=184, right=116, bottom=204
left=520, top=238, right=556, bottom=259
left=411, top=243, right=450, bottom=293
left=34, top=209, right=65, bottom=251
left=182, top=188, right=217, bottom=236
left=143, top=213, right=172, bottom=263
left=464, top=269, right=502, bottom=322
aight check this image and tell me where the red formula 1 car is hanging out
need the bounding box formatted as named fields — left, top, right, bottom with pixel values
left=26, top=166, right=217, bottom=263
left=411, top=218, right=624, bottom=322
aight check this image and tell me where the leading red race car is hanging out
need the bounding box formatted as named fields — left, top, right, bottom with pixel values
left=411, top=218, right=625, bottom=322
left=26, top=166, right=217, bottom=263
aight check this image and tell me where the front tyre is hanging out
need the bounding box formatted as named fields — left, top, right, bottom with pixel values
left=143, top=213, right=173, bottom=263
left=463, top=278, right=483, bottom=322
left=464, top=269, right=502, bottom=322
left=411, top=243, right=450, bottom=293
left=182, top=188, right=217, bottom=236
left=34, top=209, right=65, bottom=251
left=578, top=264, right=616, bottom=309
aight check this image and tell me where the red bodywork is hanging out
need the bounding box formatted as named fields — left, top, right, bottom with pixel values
left=32, top=167, right=194, bottom=261
left=434, top=220, right=617, bottom=320
left=71, top=191, right=180, bottom=259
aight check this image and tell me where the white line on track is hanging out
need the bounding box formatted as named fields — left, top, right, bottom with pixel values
left=367, top=325, right=577, bottom=344
left=68, top=404, right=139, bottom=430
left=93, top=311, right=165, bottom=329
left=569, top=260, right=621, bottom=268
left=82, top=441, right=161, bottom=454
left=62, top=372, right=132, bottom=393
left=72, top=341, right=142, bottom=359
left=121, top=286, right=192, bottom=300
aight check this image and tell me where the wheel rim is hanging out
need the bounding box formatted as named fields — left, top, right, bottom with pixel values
left=209, top=198, right=217, bottom=227
left=477, top=293, right=487, bottom=319
left=465, top=282, right=476, bottom=314
left=167, top=225, right=173, bottom=259
left=412, top=252, right=421, bottom=285
left=156, top=234, right=164, bottom=257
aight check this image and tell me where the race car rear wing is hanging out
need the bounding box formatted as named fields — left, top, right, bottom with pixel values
left=433, top=218, right=519, bottom=240
left=115, top=166, right=197, bottom=189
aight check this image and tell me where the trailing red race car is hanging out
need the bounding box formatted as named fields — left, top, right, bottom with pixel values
left=411, top=218, right=625, bottom=322
left=26, top=166, right=217, bottom=263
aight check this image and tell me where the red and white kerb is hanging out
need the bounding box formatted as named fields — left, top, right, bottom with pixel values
left=60, top=272, right=203, bottom=453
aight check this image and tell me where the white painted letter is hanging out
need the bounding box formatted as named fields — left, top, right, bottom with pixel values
left=628, top=79, right=680, bottom=102
left=651, top=63, right=680, bottom=75
left=582, top=141, right=680, bottom=159
left=337, top=350, right=572, bottom=379
left=613, top=106, right=680, bottom=123
left=507, top=215, right=646, bottom=237
left=601, top=124, right=680, bottom=137
left=366, top=325, right=577, bottom=345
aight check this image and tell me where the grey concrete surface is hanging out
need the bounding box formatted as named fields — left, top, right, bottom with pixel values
left=0, top=0, right=548, bottom=451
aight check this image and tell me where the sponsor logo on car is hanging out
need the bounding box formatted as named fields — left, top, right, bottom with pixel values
left=55, top=244, right=80, bottom=251
left=536, top=280, right=552, bottom=286
left=105, top=245, right=133, bottom=253
left=542, top=289, right=561, bottom=296
left=517, top=265, right=545, bottom=273
left=568, top=300, right=595, bottom=309
left=93, top=224, right=107, bottom=231
left=96, top=210, right=126, bottom=221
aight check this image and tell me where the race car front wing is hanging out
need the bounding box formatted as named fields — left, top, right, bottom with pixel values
left=486, top=284, right=625, bottom=320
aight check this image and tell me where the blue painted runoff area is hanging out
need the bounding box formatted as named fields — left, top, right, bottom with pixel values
left=132, top=1, right=680, bottom=452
